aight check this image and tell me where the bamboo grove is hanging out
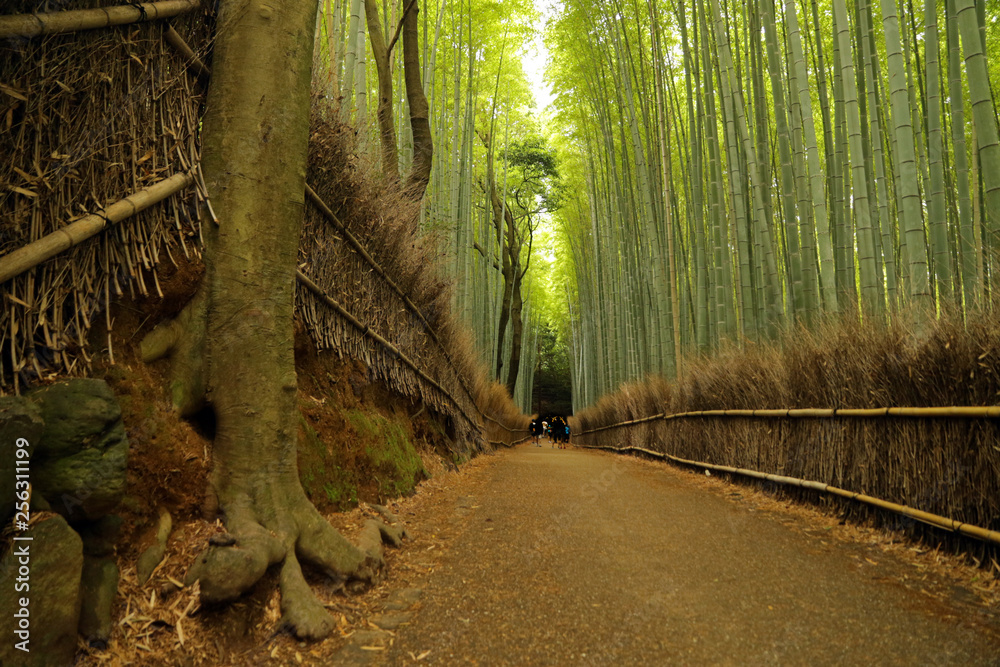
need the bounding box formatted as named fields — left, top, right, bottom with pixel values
left=310, top=0, right=556, bottom=413
left=548, top=0, right=1000, bottom=411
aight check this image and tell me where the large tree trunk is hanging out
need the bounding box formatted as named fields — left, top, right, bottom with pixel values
left=504, top=268, right=524, bottom=395
left=364, top=0, right=399, bottom=181
left=141, top=0, right=378, bottom=641
left=402, top=0, right=432, bottom=199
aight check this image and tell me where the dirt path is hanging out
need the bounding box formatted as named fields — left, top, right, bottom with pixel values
left=344, top=443, right=1000, bottom=666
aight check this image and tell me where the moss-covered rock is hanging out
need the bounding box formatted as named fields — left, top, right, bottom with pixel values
left=347, top=410, right=425, bottom=498
left=78, top=555, right=118, bottom=646
left=0, top=514, right=83, bottom=667
left=298, top=417, right=358, bottom=511
left=28, top=379, right=128, bottom=521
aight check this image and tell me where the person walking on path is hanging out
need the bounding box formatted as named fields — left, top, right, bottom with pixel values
left=529, top=417, right=542, bottom=446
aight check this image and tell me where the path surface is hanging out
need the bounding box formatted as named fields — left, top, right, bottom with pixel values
left=360, top=444, right=999, bottom=665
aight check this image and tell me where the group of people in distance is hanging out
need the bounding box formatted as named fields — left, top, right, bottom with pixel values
left=529, top=415, right=570, bottom=448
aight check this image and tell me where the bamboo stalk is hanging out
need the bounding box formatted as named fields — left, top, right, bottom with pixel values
left=579, top=444, right=1000, bottom=547
left=0, top=0, right=198, bottom=39
left=0, top=172, right=194, bottom=285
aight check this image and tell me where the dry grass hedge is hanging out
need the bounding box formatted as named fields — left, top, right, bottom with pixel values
left=295, top=98, right=526, bottom=451
left=573, top=311, right=1000, bottom=562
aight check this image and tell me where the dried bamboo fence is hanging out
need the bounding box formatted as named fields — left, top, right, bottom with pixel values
left=0, top=1, right=212, bottom=390
left=574, top=407, right=1000, bottom=548
left=569, top=321, right=1000, bottom=564
left=0, top=2, right=527, bottom=449
left=574, top=385, right=1000, bottom=566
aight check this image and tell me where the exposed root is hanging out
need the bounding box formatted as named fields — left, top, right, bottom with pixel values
left=183, top=500, right=393, bottom=639
left=377, top=521, right=407, bottom=547
left=139, top=290, right=208, bottom=417
left=185, top=521, right=284, bottom=604
left=356, top=519, right=387, bottom=567
left=296, top=509, right=379, bottom=584
left=279, top=551, right=334, bottom=640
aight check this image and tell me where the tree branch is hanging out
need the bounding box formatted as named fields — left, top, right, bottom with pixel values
left=387, top=0, right=418, bottom=56
left=473, top=242, right=501, bottom=270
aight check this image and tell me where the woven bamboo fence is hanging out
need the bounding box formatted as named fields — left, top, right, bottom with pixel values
left=297, top=151, right=491, bottom=452
left=0, top=0, right=211, bottom=389
left=571, top=325, right=1000, bottom=560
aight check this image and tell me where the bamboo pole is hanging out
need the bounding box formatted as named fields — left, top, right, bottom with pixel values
left=0, top=172, right=194, bottom=285
left=0, top=0, right=198, bottom=39
left=163, top=24, right=210, bottom=77
left=578, top=404, right=1000, bottom=434
left=578, top=444, right=1000, bottom=547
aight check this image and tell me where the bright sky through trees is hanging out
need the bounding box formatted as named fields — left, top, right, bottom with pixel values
left=523, top=1, right=559, bottom=112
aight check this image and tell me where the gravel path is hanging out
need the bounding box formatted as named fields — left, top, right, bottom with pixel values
left=374, top=444, right=999, bottom=665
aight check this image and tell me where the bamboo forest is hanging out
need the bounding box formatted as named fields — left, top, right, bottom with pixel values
left=311, top=0, right=1000, bottom=413
left=2, top=0, right=1000, bottom=663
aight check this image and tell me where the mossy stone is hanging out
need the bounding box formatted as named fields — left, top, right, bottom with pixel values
left=0, top=514, right=83, bottom=667
left=78, top=555, right=118, bottom=646
left=0, top=397, right=44, bottom=525
left=28, top=379, right=129, bottom=521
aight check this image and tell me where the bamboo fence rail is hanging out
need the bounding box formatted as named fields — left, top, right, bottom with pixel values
left=0, top=172, right=193, bottom=284
left=489, top=434, right=532, bottom=448
left=578, top=442, right=1000, bottom=547
left=0, top=0, right=198, bottom=39
left=577, top=405, right=1000, bottom=435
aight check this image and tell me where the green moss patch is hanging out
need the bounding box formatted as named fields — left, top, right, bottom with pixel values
left=345, top=409, right=426, bottom=498
left=297, top=416, right=359, bottom=512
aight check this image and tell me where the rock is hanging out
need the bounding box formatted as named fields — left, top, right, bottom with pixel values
left=78, top=555, right=118, bottom=647
left=29, top=379, right=129, bottom=521
left=0, top=397, right=44, bottom=525
left=330, top=629, right=393, bottom=666
left=369, top=611, right=411, bottom=630
left=137, top=507, right=173, bottom=585
left=383, top=587, right=423, bottom=611
left=76, top=514, right=123, bottom=557
left=0, top=514, right=83, bottom=667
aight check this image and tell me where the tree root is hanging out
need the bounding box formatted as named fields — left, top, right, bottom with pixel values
left=184, top=502, right=397, bottom=640
left=279, top=551, right=333, bottom=640
left=139, top=289, right=208, bottom=417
